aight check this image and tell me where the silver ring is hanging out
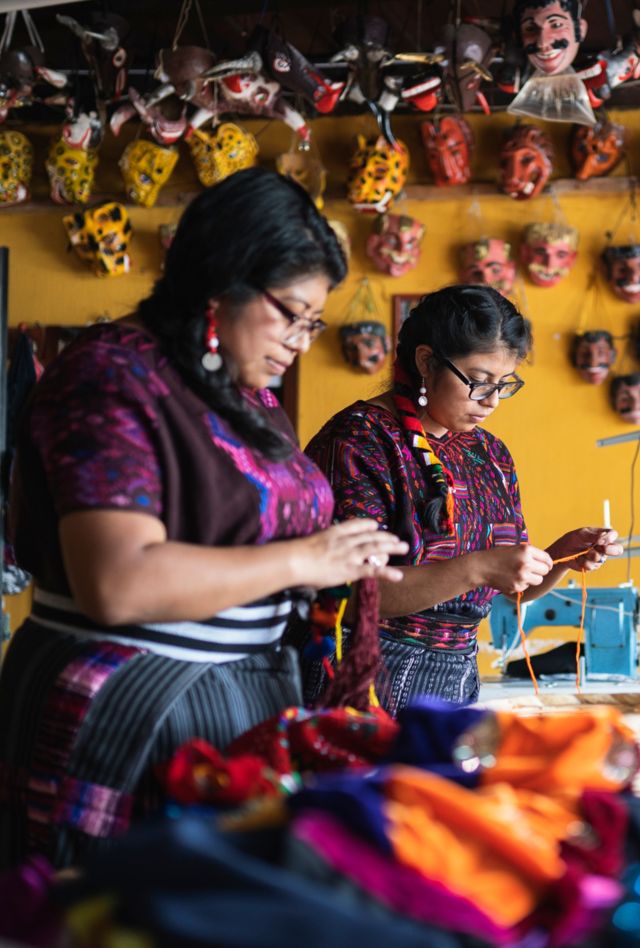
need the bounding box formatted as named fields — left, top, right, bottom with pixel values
left=366, top=554, right=384, bottom=568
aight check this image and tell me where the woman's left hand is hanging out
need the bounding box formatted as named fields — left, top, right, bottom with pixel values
left=546, top=527, right=624, bottom=571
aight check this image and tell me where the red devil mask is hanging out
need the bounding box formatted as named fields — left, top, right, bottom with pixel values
left=570, top=331, right=616, bottom=385
left=570, top=120, right=625, bottom=181
left=366, top=213, right=425, bottom=276
left=459, top=238, right=516, bottom=294
left=339, top=321, right=390, bottom=374
left=421, top=115, right=473, bottom=186
left=602, top=245, right=640, bottom=303
left=611, top=372, right=640, bottom=424
left=500, top=124, right=553, bottom=200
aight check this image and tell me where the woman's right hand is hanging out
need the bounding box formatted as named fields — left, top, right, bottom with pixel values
left=289, top=518, right=408, bottom=590
left=472, top=543, right=553, bottom=596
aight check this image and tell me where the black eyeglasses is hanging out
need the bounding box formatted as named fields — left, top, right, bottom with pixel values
left=261, top=289, right=327, bottom=343
left=439, top=356, right=525, bottom=401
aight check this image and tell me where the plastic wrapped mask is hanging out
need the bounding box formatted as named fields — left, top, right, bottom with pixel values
left=421, top=115, right=473, bottom=186
left=0, top=129, right=33, bottom=205
left=366, top=213, right=425, bottom=276
left=46, top=137, right=98, bottom=205
left=459, top=239, right=516, bottom=294
left=347, top=134, right=409, bottom=214
left=521, top=222, right=578, bottom=286
left=602, top=245, right=640, bottom=303
left=119, top=139, right=178, bottom=207
left=571, top=331, right=616, bottom=384
left=499, top=124, right=553, bottom=200
left=339, top=321, right=390, bottom=374
left=515, top=0, right=587, bottom=76
left=63, top=202, right=132, bottom=277
left=187, top=123, right=258, bottom=187
left=611, top=373, right=640, bottom=424
left=570, top=120, right=625, bottom=181
left=276, top=149, right=326, bottom=209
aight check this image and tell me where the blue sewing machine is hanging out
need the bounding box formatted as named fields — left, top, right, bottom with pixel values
left=489, top=584, right=640, bottom=679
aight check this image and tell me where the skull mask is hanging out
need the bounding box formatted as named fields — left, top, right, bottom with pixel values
left=421, top=115, right=473, bottom=187
left=339, top=321, right=390, bottom=374
left=459, top=238, right=516, bottom=294
left=347, top=134, right=409, bottom=214
left=366, top=213, right=425, bottom=276
left=0, top=130, right=33, bottom=205
left=570, top=331, right=616, bottom=385
left=610, top=372, right=640, bottom=424
left=521, top=222, right=578, bottom=287
left=602, top=245, right=640, bottom=303
left=187, top=123, right=258, bottom=188
left=119, top=139, right=178, bottom=207
left=499, top=124, right=553, bottom=200
left=63, top=202, right=132, bottom=277
left=570, top=120, right=625, bottom=181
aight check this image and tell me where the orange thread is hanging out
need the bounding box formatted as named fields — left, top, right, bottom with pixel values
left=514, top=547, right=594, bottom=696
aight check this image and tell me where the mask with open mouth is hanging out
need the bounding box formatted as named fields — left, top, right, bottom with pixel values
left=347, top=134, right=409, bottom=214
left=602, top=244, right=640, bottom=303
left=339, top=320, right=390, bottom=374
left=366, top=213, right=425, bottom=276
left=521, top=222, right=578, bottom=286
left=611, top=372, right=640, bottom=424
left=459, top=238, right=516, bottom=294
left=570, top=331, right=616, bottom=385
left=499, top=124, right=553, bottom=200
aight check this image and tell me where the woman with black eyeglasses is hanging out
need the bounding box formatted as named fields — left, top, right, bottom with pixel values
left=0, top=168, right=408, bottom=869
left=300, top=284, right=622, bottom=712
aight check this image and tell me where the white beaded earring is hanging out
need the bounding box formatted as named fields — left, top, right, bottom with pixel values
left=418, top=377, right=428, bottom=407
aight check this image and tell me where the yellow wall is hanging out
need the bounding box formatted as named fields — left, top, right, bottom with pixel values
left=1, top=111, right=638, bottom=652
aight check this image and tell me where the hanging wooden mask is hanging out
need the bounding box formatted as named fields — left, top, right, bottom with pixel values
left=499, top=124, right=553, bottom=200
left=421, top=115, right=473, bottom=186
left=339, top=320, right=390, bottom=374
left=0, top=129, right=32, bottom=205
left=570, top=331, right=616, bottom=385
left=119, top=139, right=179, bottom=207
left=188, top=123, right=258, bottom=188
left=521, top=222, right=578, bottom=287
left=570, top=120, right=625, bottom=181
left=602, top=245, right=640, bottom=303
left=610, top=372, right=640, bottom=424
left=459, top=239, right=516, bottom=294
left=347, top=134, right=409, bottom=214
left=276, top=148, right=326, bottom=209
left=63, top=202, right=132, bottom=277
left=366, top=213, right=425, bottom=276
left=514, top=0, right=587, bottom=77
left=442, top=23, right=494, bottom=112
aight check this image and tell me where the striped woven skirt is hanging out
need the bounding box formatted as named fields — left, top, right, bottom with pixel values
left=290, top=626, right=480, bottom=716
left=0, top=619, right=302, bottom=870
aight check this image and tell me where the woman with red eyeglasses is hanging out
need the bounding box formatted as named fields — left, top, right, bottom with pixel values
left=297, top=285, right=622, bottom=713
left=0, top=168, right=407, bottom=870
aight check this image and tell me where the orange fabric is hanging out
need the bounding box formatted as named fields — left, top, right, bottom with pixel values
left=485, top=708, right=637, bottom=799
left=384, top=766, right=564, bottom=928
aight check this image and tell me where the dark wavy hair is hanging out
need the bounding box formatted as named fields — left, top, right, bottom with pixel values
left=397, top=284, right=532, bottom=386
left=395, top=284, right=532, bottom=532
left=138, top=168, right=347, bottom=459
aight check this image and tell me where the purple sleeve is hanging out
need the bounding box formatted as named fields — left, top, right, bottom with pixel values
left=30, top=344, right=163, bottom=518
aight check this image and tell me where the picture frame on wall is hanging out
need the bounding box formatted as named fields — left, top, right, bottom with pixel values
left=392, top=294, right=423, bottom=344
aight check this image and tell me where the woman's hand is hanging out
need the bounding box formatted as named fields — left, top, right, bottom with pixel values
left=474, top=543, right=553, bottom=596
left=546, top=527, right=624, bottom=571
left=289, top=518, right=408, bottom=590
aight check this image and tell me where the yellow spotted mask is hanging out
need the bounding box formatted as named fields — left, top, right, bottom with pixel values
left=0, top=130, right=33, bottom=206
left=119, top=139, right=179, bottom=207
left=186, top=123, right=258, bottom=187
left=46, top=138, right=99, bottom=205
left=347, top=134, right=409, bottom=214
left=63, top=202, right=132, bottom=277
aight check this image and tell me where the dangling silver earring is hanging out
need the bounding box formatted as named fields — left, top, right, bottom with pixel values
left=418, top=377, right=428, bottom=407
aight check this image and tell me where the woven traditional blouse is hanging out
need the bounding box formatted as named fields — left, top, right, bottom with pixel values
left=12, top=321, right=334, bottom=660
left=306, top=400, right=527, bottom=651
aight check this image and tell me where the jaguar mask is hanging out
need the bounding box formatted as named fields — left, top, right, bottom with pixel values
left=347, top=134, right=409, bottom=214
left=63, top=202, right=132, bottom=277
